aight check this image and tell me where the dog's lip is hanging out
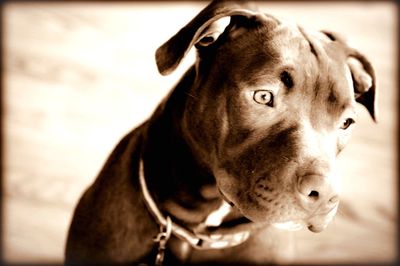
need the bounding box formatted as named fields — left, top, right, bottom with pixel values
left=200, top=214, right=254, bottom=235
left=307, top=223, right=327, bottom=233
left=272, top=220, right=305, bottom=231
left=197, top=188, right=254, bottom=234
left=272, top=217, right=328, bottom=233
left=209, top=216, right=252, bottom=230
left=196, top=189, right=255, bottom=235
left=217, top=187, right=235, bottom=207
left=273, top=205, right=338, bottom=233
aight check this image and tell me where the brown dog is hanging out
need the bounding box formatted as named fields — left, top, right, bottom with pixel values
left=65, top=1, right=377, bottom=265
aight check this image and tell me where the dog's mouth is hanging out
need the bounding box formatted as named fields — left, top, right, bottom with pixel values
left=202, top=208, right=335, bottom=235
left=216, top=187, right=338, bottom=234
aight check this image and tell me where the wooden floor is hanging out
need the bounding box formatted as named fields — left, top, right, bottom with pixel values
left=3, top=2, right=397, bottom=264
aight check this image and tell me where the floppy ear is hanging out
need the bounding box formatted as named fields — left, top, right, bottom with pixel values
left=347, top=50, right=378, bottom=122
left=155, top=0, right=261, bottom=76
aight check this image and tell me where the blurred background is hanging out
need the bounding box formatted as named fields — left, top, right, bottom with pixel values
left=3, top=1, right=397, bottom=264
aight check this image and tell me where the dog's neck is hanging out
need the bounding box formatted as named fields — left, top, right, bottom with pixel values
left=142, top=66, right=224, bottom=228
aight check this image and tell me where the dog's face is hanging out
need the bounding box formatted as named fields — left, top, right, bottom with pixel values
left=156, top=1, right=376, bottom=233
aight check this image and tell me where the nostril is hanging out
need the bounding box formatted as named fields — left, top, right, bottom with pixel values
left=308, top=190, right=319, bottom=199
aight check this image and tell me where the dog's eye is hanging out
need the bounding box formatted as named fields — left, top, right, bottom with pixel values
left=280, top=71, right=294, bottom=89
left=340, top=118, right=355, bottom=130
left=253, top=90, right=274, bottom=107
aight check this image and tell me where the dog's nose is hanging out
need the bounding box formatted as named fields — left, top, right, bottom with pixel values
left=298, top=174, right=339, bottom=209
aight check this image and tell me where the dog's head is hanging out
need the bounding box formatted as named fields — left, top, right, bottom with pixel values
left=156, top=0, right=377, bottom=233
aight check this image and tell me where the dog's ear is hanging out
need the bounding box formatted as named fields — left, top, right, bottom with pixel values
left=155, top=0, right=262, bottom=75
left=347, top=51, right=378, bottom=122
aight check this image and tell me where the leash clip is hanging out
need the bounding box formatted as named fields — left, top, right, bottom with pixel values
left=153, top=216, right=172, bottom=266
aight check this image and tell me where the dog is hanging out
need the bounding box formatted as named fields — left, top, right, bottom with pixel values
left=65, top=1, right=377, bottom=265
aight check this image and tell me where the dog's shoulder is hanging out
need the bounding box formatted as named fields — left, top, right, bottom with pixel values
left=65, top=122, right=159, bottom=263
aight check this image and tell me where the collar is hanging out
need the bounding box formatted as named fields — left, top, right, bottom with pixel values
left=139, top=159, right=251, bottom=250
